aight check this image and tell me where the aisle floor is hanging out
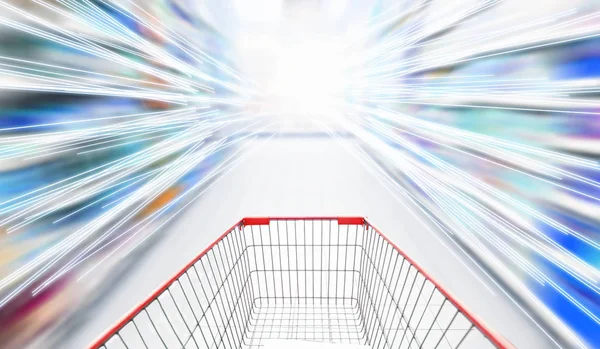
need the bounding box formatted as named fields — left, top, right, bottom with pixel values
left=64, top=138, right=556, bottom=349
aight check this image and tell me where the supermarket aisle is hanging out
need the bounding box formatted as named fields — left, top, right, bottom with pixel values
left=64, top=137, right=555, bottom=349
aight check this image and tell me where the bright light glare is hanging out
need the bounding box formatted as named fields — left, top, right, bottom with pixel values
left=265, top=39, right=348, bottom=116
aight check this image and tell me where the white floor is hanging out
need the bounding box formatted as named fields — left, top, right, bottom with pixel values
left=62, top=138, right=557, bottom=349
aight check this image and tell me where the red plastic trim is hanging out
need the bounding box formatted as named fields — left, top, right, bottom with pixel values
left=364, top=218, right=515, bottom=349
left=89, top=216, right=512, bottom=349
left=243, top=217, right=365, bottom=225
left=243, top=217, right=270, bottom=226
left=254, top=216, right=345, bottom=220
left=337, top=217, right=364, bottom=225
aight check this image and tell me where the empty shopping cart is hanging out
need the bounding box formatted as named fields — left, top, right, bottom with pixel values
left=90, top=217, right=513, bottom=349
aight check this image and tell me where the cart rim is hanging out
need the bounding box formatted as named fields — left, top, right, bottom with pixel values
left=87, top=216, right=515, bottom=349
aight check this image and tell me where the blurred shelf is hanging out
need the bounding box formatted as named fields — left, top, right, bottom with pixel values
left=540, top=135, right=600, bottom=156
left=423, top=96, right=600, bottom=111
left=547, top=191, right=600, bottom=225
left=0, top=153, right=65, bottom=172
left=410, top=29, right=600, bottom=76
left=391, top=78, right=600, bottom=111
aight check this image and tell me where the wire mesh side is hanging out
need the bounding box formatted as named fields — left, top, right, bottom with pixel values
left=240, top=218, right=502, bottom=349
left=97, top=223, right=254, bottom=349
left=356, top=224, right=497, bottom=349
left=242, top=219, right=366, bottom=347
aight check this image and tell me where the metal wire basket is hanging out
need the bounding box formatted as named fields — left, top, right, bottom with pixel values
left=90, top=217, right=512, bottom=349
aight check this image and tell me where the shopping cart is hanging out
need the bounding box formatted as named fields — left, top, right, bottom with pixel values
left=90, top=217, right=513, bottom=349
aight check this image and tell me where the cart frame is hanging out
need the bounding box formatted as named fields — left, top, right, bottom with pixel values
left=89, top=216, right=514, bottom=349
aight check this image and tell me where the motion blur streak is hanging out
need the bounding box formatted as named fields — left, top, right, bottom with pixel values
left=1, top=0, right=600, bottom=348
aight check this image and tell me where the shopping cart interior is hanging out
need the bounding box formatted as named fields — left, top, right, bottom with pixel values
left=90, top=217, right=513, bottom=349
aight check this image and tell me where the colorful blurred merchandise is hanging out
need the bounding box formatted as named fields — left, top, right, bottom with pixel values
left=361, top=1, right=600, bottom=347
left=0, top=275, right=76, bottom=349
left=0, top=0, right=240, bottom=347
